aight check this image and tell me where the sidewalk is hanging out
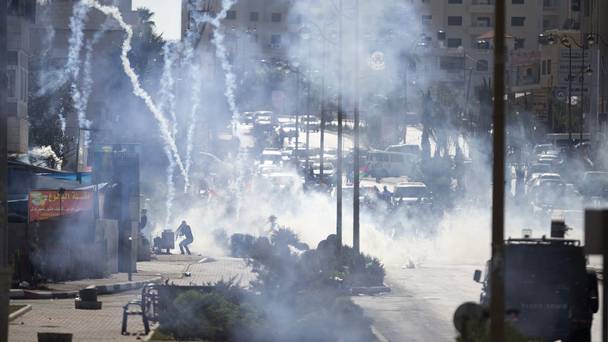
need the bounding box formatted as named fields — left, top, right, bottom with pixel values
left=9, top=255, right=254, bottom=342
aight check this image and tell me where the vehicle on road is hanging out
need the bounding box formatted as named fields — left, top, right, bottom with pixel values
left=474, top=229, right=598, bottom=342
left=392, top=182, right=432, bottom=208
left=578, top=171, right=608, bottom=202
left=385, top=144, right=421, bottom=156
left=367, top=150, right=418, bottom=178
left=261, top=149, right=283, bottom=165
left=301, top=116, right=320, bottom=132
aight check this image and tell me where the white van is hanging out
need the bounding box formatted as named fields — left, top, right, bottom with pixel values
left=367, top=150, right=418, bottom=177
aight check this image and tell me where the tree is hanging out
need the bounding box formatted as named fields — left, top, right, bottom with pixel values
left=129, top=7, right=165, bottom=79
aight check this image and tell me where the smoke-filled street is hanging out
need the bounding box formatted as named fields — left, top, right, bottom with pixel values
left=2, top=0, right=608, bottom=341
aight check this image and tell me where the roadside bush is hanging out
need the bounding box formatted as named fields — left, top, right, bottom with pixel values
left=159, top=289, right=261, bottom=341
left=230, top=233, right=255, bottom=257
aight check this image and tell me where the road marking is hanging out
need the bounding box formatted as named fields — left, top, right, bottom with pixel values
left=371, top=325, right=390, bottom=342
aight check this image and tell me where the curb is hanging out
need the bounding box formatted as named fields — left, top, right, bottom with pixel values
left=9, top=304, right=32, bottom=321
left=371, top=325, right=390, bottom=342
left=351, top=285, right=392, bottom=296
left=96, top=277, right=162, bottom=295
left=10, top=277, right=162, bottom=300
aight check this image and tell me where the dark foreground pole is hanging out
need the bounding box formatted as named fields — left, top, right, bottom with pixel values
left=0, top=0, right=10, bottom=340
left=335, top=0, right=343, bottom=251
left=491, top=0, right=506, bottom=341
left=352, top=0, right=360, bottom=254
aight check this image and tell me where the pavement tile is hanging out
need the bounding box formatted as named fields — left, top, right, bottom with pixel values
left=8, top=255, right=254, bottom=341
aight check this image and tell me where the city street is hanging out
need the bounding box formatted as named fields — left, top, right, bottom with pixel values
left=2, top=0, right=608, bottom=340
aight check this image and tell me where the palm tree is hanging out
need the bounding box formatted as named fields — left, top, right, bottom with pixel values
left=129, top=8, right=165, bottom=78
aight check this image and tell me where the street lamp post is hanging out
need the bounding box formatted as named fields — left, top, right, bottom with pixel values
left=336, top=0, right=344, bottom=252
left=0, top=0, right=9, bottom=340
left=353, top=0, right=360, bottom=254
left=586, top=33, right=608, bottom=138
left=540, top=33, right=591, bottom=142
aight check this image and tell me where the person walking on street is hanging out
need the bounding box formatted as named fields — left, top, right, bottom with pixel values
left=176, top=220, right=194, bottom=255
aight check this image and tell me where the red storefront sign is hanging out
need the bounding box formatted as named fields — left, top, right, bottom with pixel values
left=28, top=190, right=93, bottom=223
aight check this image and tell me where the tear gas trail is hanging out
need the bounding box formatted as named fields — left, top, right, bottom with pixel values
left=191, top=0, right=239, bottom=133
left=35, top=4, right=68, bottom=97
left=67, top=1, right=90, bottom=132
left=79, top=16, right=115, bottom=146
left=81, top=0, right=189, bottom=188
left=184, top=62, right=202, bottom=192
left=29, top=146, right=63, bottom=170
left=158, top=43, right=178, bottom=224
left=159, top=43, right=179, bottom=138
left=164, top=145, right=177, bottom=229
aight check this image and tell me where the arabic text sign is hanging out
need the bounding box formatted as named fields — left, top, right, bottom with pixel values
left=29, top=190, right=93, bottom=222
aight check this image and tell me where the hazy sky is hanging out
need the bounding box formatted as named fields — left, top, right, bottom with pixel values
left=132, top=0, right=181, bottom=40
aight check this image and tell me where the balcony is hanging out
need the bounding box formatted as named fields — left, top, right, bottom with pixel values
left=470, top=0, right=494, bottom=13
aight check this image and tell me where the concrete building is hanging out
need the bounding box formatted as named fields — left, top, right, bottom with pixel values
left=29, top=0, right=137, bottom=171
left=580, top=0, right=608, bottom=129
left=7, top=0, right=35, bottom=155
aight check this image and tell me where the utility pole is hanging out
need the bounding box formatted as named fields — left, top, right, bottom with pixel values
left=295, top=69, right=300, bottom=156
left=305, top=44, right=312, bottom=172
left=335, top=0, right=343, bottom=251
left=490, top=0, right=506, bottom=341
left=319, top=40, right=326, bottom=180
left=352, top=0, right=360, bottom=254
left=0, top=0, right=10, bottom=340
left=580, top=42, right=585, bottom=142
left=568, top=44, right=573, bottom=141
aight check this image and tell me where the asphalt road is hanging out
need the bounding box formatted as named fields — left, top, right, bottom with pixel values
left=353, top=263, right=480, bottom=342
left=354, top=262, right=604, bottom=342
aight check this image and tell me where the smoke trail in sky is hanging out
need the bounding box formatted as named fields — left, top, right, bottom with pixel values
left=36, top=4, right=68, bottom=97
left=79, top=15, right=115, bottom=146
left=184, top=62, right=202, bottom=192
left=159, top=43, right=179, bottom=138
left=81, top=0, right=189, bottom=188
left=191, top=0, right=239, bottom=132
left=67, top=1, right=90, bottom=133
left=164, top=145, right=176, bottom=229
left=157, top=43, right=178, bottom=226
left=213, top=0, right=239, bottom=133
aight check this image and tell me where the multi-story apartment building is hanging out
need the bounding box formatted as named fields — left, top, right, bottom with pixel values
left=7, top=0, right=35, bottom=155
left=580, top=0, right=608, bottom=126
left=29, top=0, right=136, bottom=171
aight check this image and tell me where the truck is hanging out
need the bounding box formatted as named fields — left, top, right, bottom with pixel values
left=473, top=226, right=599, bottom=341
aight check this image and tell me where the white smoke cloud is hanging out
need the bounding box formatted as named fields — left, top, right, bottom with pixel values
left=81, top=0, right=190, bottom=190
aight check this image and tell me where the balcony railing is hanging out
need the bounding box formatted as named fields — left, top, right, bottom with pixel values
left=472, top=0, right=494, bottom=5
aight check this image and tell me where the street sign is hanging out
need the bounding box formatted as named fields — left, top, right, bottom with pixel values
left=556, top=48, right=590, bottom=96
left=28, top=190, right=93, bottom=223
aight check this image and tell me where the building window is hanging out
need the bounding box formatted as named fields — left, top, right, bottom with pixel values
left=476, top=60, right=489, bottom=71
left=511, top=16, right=525, bottom=26
left=447, top=38, right=462, bottom=48
left=20, top=69, right=27, bottom=102
left=271, top=34, right=282, bottom=47
left=512, top=0, right=524, bottom=4
left=440, top=56, right=465, bottom=70
left=547, top=59, right=552, bottom=74
left=226, top=10, right=236, bottom=20
left=476, top=17, right=491, bottom=27
left=249, top=12, right=259, bottom=22
left=514, top=38, right=525, bottom=49
left=448, top=0, right=462, bottom=3
left=541, top=60, right=547, bottom=74
left=271, top=13, right=282, bottom=22
left=7, top=51, right=17, bottom=65
left=448, top=16, right=463, bottom=26
left=421, top=15, right=432, bottom=25
left=7, top=69, right=16, bottom=99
